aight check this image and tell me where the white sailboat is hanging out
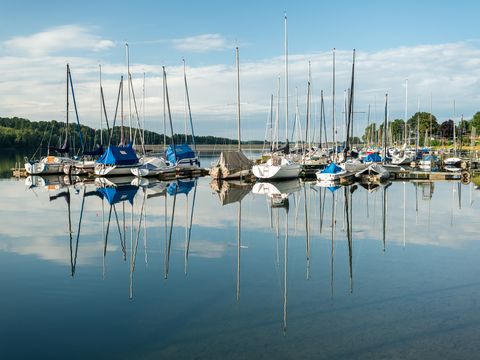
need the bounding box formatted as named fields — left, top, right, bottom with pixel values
left=25, top=65, right=77, bottom=175
left=252, top=15, right=301, bottom=181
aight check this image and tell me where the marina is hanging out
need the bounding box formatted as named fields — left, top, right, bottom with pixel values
left=2, top=1, right=480, bottom=358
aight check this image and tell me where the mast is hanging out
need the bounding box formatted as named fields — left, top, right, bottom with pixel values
left=183, top=60, right=196, bottom=152
left=99, top=65, right=103, bottom=145
left=275, top=76, right=280, bottom=150
left=163, top=66, right=167, bottom=150
left=120, top=76, right=124, bottom=145
left=332, top=48, right=336, bottom=161
left=142, top=72, right=146, bottom=149
left=284, top=13, right=289, bottom=143
left=366, top=104, right=371, bottom=148
left=429, top=93, right=432, bottom=147
left=64, top=63, right=70, bottom=151
left=383, top=93, right=388, bottom=164
left=236, top=47, right=241, bottom=151
left=346, top=49, right=355, bottom=151
left=305, top=62, right=311, bottom=153
left=183, top=59, right=188, bottom=144
left=416, top=98, right=420, bottom=156
left=163, top=67, right=177, bottom=161
left=126, top=43, right=132, bottom=143
left=404, top=78, right=408, bottom=145
left=453, top=100, right=457, bottom=155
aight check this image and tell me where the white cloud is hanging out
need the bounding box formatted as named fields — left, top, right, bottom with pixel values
left=2, top=33, right=480, bottom=139
left=172, top=33, right=229, bottom=53
left=3, top=25, right=114, bottom=56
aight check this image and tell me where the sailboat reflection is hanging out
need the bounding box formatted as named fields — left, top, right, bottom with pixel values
left=97, top=182, right=138, bottom=290
left=49, top=184, right=100, bottom=277
left=210, top=179, right=252, bottom=301
left=253, top=180, right=299, bottom=333
left=25, top=175, right=66, bottom=190
left=252, top=179, right=301, bottom=208
left=164, top=178, right=198, bottom=279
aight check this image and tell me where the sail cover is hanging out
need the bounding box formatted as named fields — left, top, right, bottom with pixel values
left=364, top=152, right=382, bottom=163
left=322, top=163, right=343, bottom=174
left=166, top=144, right=196, bottom=165
left=96, top=144, right=138, bottom=165
left=217, top=151, right=252, bottom=170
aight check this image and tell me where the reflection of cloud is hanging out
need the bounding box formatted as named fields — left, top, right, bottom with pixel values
left=172, top=34, right=229, bottom=53
left=174, top=239, right=227, bottom=259
left=4, top=25, right=114, bottom=56
left=1, top=178, right=479, bottom=268
left=0, top=235, right=104, bottom=266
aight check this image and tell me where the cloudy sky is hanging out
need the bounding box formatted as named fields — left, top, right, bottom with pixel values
left=1, top=0, right=480, bottom=140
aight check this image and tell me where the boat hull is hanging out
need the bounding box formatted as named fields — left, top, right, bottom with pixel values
left=95, top=163, right=141, bottom=176
left=252, top=163, right=301, bottom=180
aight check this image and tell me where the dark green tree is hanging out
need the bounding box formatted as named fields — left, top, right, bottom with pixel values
left=406, top=112, right=439, bottom=144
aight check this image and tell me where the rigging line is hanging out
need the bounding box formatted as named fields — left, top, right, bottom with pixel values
left=129, top=73, right=146, bottom=153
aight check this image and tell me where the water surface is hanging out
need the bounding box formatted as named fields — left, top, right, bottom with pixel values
left=0, top=160, right=479, bottom=359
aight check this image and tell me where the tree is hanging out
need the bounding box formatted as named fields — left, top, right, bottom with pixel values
left=471, top=112, right=480, bottom=132
left=439, top=119, right=454, bottom=140
left=389, top=119, right=405, bottom=144
left=406, top=112, right=439, bottom=144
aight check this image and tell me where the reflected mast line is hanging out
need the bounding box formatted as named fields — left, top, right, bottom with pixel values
left=283, top=202, right=289, bottom=335
left=236, top=200, right=242, bottom=302
left=130, top=190, right=146, bottom=300
left=185, top=179, right=198, bottom=276
left=165, top=182, right=178, bottom=279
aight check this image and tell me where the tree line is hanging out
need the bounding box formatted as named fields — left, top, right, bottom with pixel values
left=363, top=111, right=480, bottom=146
left=0, top=116, right=261, bottom=154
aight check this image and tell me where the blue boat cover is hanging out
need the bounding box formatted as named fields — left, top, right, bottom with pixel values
left=97, top=185, right=137, bottom=205
left=166, top=144, right=196, bottom=165
left=328, top=185, right=341, bottom=193
left=96, top=144, right=138, bottom=165
left=167, top=180, right=195, bottom=196
left=322, top=163, right=343, bottom=174
left=364, top=152, right=382, bottom=163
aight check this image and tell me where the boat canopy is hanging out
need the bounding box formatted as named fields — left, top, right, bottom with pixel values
left=364, top=152, right=382, bottom=163
left=97, top=185, right=137, bottom=205
left=96, top=144, right=138, bottom=165
left=322, top=163, right=344, bottom=174
left=215, top=150, right=252, bottom=170
left=166, top=144, right=196, bottom=165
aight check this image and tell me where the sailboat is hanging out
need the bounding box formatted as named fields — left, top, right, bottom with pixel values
left=444, top=108, right=463, bottom=169
left=316, top=162, right=347, bottom=182
left=163, top=64, right=200, bottom=170
left=95, top=76, right=141, bottom=176
left=252, top=15, right=301, bottom=181
left=210, top=47, right=253, bottom=180
left=25, top=65, right=77, bottom=175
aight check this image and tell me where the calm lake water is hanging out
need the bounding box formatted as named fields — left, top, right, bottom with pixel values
left=1, top=156, right=480, bottom=359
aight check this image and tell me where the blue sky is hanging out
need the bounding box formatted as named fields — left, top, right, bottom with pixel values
left=1, top=0, right=480, bottom=140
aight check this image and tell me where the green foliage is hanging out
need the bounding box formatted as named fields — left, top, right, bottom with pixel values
left=0, top=116, right=251, bottom=153
left=406, top=112, right=439, bottom=144
left=471, top=112, right=480, bottom=131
